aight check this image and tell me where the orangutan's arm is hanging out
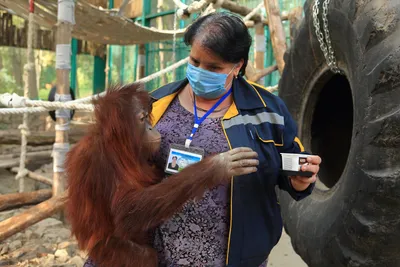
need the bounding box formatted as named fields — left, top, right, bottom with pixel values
left=113, top=148, right=258, bottom=238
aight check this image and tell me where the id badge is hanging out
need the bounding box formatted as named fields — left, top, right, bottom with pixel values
left=165, top=143, right=205, bottom=174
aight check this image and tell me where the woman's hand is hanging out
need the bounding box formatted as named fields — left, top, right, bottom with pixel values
left=289, top=155, right=321, bottom=192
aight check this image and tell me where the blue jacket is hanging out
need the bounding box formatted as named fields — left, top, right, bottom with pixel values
left=150, top=76, right=314, bottom=267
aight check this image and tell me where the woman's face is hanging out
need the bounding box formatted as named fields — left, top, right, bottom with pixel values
left=188, top=40, right=243, bottom=89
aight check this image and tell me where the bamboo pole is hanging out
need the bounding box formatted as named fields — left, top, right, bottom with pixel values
left=53, top=0, right=75, bottom=199
left=0, top=189, right=52, bottom=212
left=263, top=0, right=287, bottom=74
left=0, top=192, right=67, bottom=242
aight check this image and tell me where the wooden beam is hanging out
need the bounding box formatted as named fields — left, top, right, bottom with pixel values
left=263, top=0, right=287, bottom=74
left=0, top=192, right=67, bottom=242
left=0, top=129, right=85, bottom=145
left=245, top=13, right=290, bottom=28
left=0, top=189, right=52, bottom=212
left=215, top=0, right=262, bottom=22
left=245, top=64, right=278, bottom=83
left=0, top=151, right=52, bottom=169
left=10, top=167, right=53, bottom=186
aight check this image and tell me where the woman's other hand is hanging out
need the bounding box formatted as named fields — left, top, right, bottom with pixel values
left=289, top=155, right=321, bottom=191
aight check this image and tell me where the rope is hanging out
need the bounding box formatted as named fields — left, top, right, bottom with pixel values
left=16, top=7, right=37, bottom=192
left=74, top=56, right=190, bottom=103
left=0, top=57, right=190, bottom=114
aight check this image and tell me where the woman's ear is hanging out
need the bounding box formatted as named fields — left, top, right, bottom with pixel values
left=236, top=59, right=245, bottom=76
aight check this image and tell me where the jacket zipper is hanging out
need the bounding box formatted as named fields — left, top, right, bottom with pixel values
left=221, top=118, right=233, bottom=266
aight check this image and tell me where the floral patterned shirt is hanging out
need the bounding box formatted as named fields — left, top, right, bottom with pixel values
left=153, top=97, right=267, bottom=267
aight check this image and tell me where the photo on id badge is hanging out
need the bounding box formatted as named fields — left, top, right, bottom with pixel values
left=165, top=144, right=204, bottom=174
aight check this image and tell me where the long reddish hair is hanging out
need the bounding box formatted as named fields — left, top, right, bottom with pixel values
left=65, top=83, right=156, bottom=251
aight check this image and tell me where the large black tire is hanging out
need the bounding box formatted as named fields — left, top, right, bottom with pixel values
left=278, top=0, right=400, bottom=266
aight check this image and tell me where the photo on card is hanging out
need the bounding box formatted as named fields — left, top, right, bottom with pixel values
left=165, top=147, right=203, bottom=174
left=298, top=157, right=308, bottom=165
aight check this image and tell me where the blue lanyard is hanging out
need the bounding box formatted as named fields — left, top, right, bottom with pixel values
left=185, top=89, right=232, bottom=148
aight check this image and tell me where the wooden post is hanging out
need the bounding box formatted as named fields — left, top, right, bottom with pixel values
left=0, top=192, right=67, bottom=242
left=0, top=189, right=52, bottom=212
left=53, top=0, right=75, bottom=200
left=254, top=23, right=266, bottom=85
left=137, top=44, right=145, bottom=79
left=264, top=0, right=287, bottom=74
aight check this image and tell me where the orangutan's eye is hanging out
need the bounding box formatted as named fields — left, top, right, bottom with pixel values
left=140, top=112, right=149, bottom=122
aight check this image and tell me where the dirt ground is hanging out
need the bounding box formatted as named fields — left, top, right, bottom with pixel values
left=268, top=230, right=308, bottom=267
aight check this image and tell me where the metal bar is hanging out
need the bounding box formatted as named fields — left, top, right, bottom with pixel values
left=134, top=9, right=175, bottom=21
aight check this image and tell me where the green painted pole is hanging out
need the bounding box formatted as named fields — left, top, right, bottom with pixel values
left=133, top=45, right=138, bottom=81
left=70, top=38, right=78, bottom=93
left=93, top=56, right=106, bottom=94
left=120, top=46, right=125, bottom=83
left=142, top=0, right=151, bottom=77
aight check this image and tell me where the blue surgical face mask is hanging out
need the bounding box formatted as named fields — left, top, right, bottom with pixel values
left=186, top=62, right=236, bottom=99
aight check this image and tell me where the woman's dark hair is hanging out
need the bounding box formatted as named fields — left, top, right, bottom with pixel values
left=184, top=12, right=252, bottom=76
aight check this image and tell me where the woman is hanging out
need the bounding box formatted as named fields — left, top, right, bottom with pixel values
left=84, top=12, right=320, bottom=267
left=150, top=12, right=320, bottom=267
